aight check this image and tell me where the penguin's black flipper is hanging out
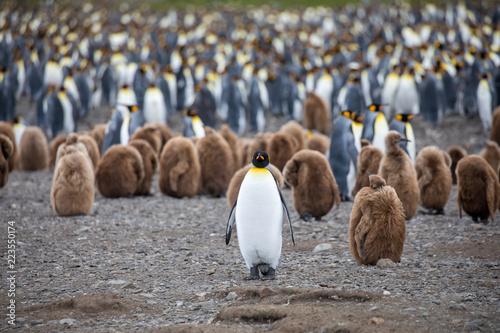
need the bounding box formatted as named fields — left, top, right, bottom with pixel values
left=267, top=167, right=295, bottom=246
left=225, top=199, right=237, bottom=245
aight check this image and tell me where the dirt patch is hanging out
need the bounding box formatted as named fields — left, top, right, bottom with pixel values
left=431, top=239, right=500, bottom=260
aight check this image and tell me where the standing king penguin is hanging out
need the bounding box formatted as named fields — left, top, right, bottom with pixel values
left=226, top=151, right=295, bottom=280
left=361, top=104, right=390, bottom=154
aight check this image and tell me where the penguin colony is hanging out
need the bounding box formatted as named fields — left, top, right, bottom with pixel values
left=0, top=2, right=499, bottom=278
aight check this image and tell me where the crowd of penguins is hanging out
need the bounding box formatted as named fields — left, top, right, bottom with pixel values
left=1, top=2, right=500, bottom=278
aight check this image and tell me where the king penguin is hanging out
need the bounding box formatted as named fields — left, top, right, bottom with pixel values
left=329, top=111, right=359, bottom=201
left=226, top=151, right=295, bottom=280
left=361, top=104, right=390, bottom=153
left=389, top=114, right=417, bottom=163
left=183, top=109, right=205, bottom=139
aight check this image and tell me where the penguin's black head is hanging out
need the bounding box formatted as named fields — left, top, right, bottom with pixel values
left=368, top=104, right=386, bottom=112
left=127, top=105, right=139, bottom=112
left=395, top=114, right=416, bottom=122
left=252, top=151, right=270, bottom=168
left=184, top=109, right=197, bottom=117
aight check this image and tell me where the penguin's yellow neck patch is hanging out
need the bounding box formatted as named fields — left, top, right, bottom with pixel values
left=249, top=167, right=270, bottom=176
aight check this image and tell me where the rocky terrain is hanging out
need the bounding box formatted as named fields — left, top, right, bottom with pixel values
left=0, top=99, right=499, bottom=332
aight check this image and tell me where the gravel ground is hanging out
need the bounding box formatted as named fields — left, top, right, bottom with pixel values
left=1, top=99, right=499, bottom=332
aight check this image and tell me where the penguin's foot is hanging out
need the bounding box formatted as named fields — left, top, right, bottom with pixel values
left=301, top=212, right=313, bottom=222
left=340, top=195, right=350, bottom=202
left=244, top=266, right=260, bottom=280
left=471, top=216, right=479, bottom=223
left=315, top=216, right=322, bottom=221
left=126, top=193, right=134, bottom=199
left=433, top=209, right=445, bottom=215
left=480, top=217, right=489, bottom=225
left=261, top=267, right=276, bottom=281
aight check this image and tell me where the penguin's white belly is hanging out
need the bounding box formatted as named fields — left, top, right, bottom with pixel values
left=144, top=90, right=167, bottom=125
left=235, top=169, right=283, bottom=269
left=477, top=80, right=492, bottom=131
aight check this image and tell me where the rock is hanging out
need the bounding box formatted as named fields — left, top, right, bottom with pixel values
left=474, top=311, right=488, bottom=318
left=449, top=304, right=467, bottom=310
left=226, top=292, right=238, bottom=300
left=464, top=319, right=483, bottom=331
left=422, top=313, right=430, bottom=317
left=370, top=317, right=385, bottom=324
left=377, top=259, right=396, bottom=268
left=432, top=300, right=441, bottom=305
left=30, top=319, right=43, bottom=325
left=107, top=279, right=128, bottom=285
left=176, top=301, right=184, bottom=307
left=383, top=291, right=391, bottom=295
left=404, top=308, right=417, bottom=312
left=313, top=243, right=332, bottom=253
left=369, top=306, right=378, bottom=312
left=60, top=318, right=78, bottom=326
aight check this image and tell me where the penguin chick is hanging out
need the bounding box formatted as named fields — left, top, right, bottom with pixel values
left=197, top=128, right=234, bottom=197
left=51, top=144, right=94, bottom=216
left=159, top=136, right=201, bottom=198
left=55, top=134, right=100, bottom=172
left=0, top=122, right=17, bottom=171
left=129, top=139, right=158, bottom=195
left=90, top=124, right=107, bottom=156
left=303, top=91, right=330, bottom=134
left=130, top=124, right=163, bottom=156
left=305, top=131, right=330, bottom=155
left=378, top=131, right=419, bottom=220
left=489, top=106, right=500, bottom=146
left=268, top=131, right=295, bottom=172
left=352, top=143, right=383, bottom=197
left=219, top=124, right=241, bottom=173
left=154, top=123, right=174, bottom=151
left=0, top=134, right=13, bottom=188
left=349, top=174, right=406, bottom=265
left=457, top=155, right=500, bottom=223
left=226, top=151, right=294, bottom=280
left=281, top=120, right=305, bottom=152
left=18, top=127, right=49, bottom=171
left=247, top=133, right=270, bottom=165
left=49, top=134, right=67, bottom=167
left=480, top=141, right=500, bottom=175
left=227, top=163, right=284, bottom=208
left=96, top=145, right=145, bottom=198
left=238, top=138, right=253, bottom=168
left=283, top=149, right=341, bottom=221
left=447, top=145, right=467, bottom=185
left=415, top=146, right=453, bottom=215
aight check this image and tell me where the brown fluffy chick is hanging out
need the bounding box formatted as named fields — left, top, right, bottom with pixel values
left=349, top=174, right=406, bottom=265
left=351, top=141, right=383, bottom=197
left=303, top=91, right=330, bottom=134
left=456, top=155, right=500, bottom=223
left=415, top=146, right=453, bottom=215
left=283, top=149, right=341, bottom=221
left=447, top=145, right=467, bottom=185
left=378, top=131, right=419, bottom=220
left=480, top=141, right=500, bottom=176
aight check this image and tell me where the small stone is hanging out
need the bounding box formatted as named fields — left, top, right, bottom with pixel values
left=383, top=291, right=391, bottom=295
left=60, top=318, right=78, bottom=326
left=123, top=283, right=137, bottom=289
left=464, top=319, right=483, bottom=331
left=260, top=287, right=276, bottom=298
left=449, top=304, right=467, bottom=310
left=474, top=311, right=488, bottom=318
left=31, top=319, right=43, bottom=325
left=404, top=308, right=417, bottom=312
left=107, top=279, right=127, bottom=285
left=432, top=300, right=441, bottom=305
left=422, top=313, right=429, bottom=317
left=176, top=301, right=184, bottom=307
left=377, top=259, right=396, bottom=268
left=226, top=292, right=238, bottom=300
left=313, top=243, right=332, bottom=253
left=135, top=248, right=146, bottom=254
left=370, top=317, right=385, bottom=325
left=471, top=224, right=483, bottom=231
left=369, top=306, right=378, bottom=312
left=135, top=307, right=142, bottom=312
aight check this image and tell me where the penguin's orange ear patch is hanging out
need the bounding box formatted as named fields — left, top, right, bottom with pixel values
left=396, top=114, right=402, bottom=121
left=131, top=106, right=138, bottom=112
left=408, top=114, right=417, bottom=120
left=369, top=105, right=376, bottom=111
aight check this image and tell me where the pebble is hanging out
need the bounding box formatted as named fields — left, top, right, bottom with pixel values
left=107, top=280, right=128, bottom=285
left=449, top=304, right=467, bottom=310
left=226, top=292, right=238, bottom=300
left=313, top=243, right=332, bottom=253
left=464, top=319, right=483, bottom=331
left=383, top=291, right=391, bottom=295
left=370, top=317, right=385, bottom=325
left=377, top=259, right=396, bottom=268
left=369, top=306, right=378, bottom=312
left=60, top=318, right=78, bottom=326
left=404, top=308, right=417, bottom=312
left=30, top=319, right=43, bottom=325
